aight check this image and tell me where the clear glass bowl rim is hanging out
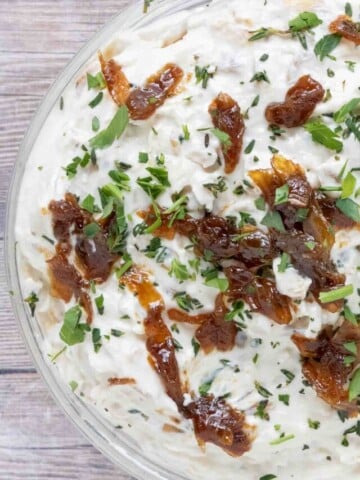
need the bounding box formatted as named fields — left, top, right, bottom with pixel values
left=5, top=1, right=209, bottom=479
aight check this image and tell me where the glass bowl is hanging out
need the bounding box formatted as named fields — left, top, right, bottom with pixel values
left=5, top=1, right=208, bottom=479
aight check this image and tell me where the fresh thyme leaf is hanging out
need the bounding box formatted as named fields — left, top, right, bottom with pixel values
left=204, top=176, right=227, bottom=198
left=334, top=98, right=360, bottom=123
left=195, top=65, right=216, bottom=89
left=90, top=106, right=129, bottom=150
left=304, top=119, right=343, bottom=152
left=314, top=34, right=341, bottom=61
left=255, top=381, right=273, bottom=398
left=174, top=292, right=203, bottom=312
left=281, top=369, right=295, bottom=384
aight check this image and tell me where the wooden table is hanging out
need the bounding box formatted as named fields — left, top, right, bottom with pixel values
left=0, top=2, right=133, bottom=478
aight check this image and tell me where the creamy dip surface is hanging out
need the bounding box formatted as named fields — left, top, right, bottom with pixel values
left=16, top=0, right=360, bottom=479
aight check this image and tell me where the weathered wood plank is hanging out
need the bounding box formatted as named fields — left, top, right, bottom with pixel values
left=0, top=375, right=120, bottom=480
left=0, top=0, right=133, bottom=477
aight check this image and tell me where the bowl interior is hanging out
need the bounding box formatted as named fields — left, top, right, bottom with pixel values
left=5, top=1, right=209, bottom=479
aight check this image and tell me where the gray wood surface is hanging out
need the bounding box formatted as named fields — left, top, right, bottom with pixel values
left=0, top=2, right=134, bottom=478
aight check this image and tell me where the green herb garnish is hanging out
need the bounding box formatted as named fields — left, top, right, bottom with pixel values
left=90, top=106, right=129, bottom=150
left=314, top=34, right=341, bottom=61
left=304, top=119, right=343, bottom=152
left=60, top=305, right=88, bottom=346
left=319, top=284, right=354, bottom=303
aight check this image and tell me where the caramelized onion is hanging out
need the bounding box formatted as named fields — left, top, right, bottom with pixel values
left=293, top=322, right=360, bottom=415
left=127, top=63, right=184, bottom=120
left=99, top=52, right=131, bottom=106
left=168, top=295, right=237, bottom=353
left=265, top=75, right=325, bottom=128
left=329, top=15, right=360, bottom=45
left=209, top=93, right=245, bottom=174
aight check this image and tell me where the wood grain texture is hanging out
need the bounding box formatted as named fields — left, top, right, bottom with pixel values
left=0, top=2, right=134, bottom=478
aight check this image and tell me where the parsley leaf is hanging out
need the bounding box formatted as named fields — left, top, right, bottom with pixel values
left=336, top=198, right=360, bottom=222
left=24, top=291, right=39, bottom=317
left=261, top=211, right=285, bottom=232
left=60, top=305, right=88, bottom=346
left=288, top=11, right=323, bottom=32
left=314, top=34, right=341, bottom=61
left=90, top=106, right=129, bottom=150
left=334, top=98, right=360, bottom=123
left=169, top=259, right=191, bottom=282
left=349, top=368, right=360, bottom=401
left=304, top=119, right=343, bottom=152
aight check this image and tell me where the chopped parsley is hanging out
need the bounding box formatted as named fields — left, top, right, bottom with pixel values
left=349, top=368, right=360, bottom=401
left=308, top=418, right=321, bottom=429
left=60, top=305, right=88, bottom=346
left=314, top=34, right=341, bottom=61
left=174, top=292, right=203, bottom=312
left=319, top=284, right=354, bottom=303
left=92, top=328, right=102, bottom=353
left=195, top=65, right=216, bottom=88
left=87, top=72, right=106, bottom=90
left=95, top=294, right=104, bottom=315
left=274, top=184, right=289, bottom=205
left=83, top=222, right=100, bottom=238
left=211, top=128, right=232, bottom=147
left=139, top=152, right=149, bottom=163
left=204, top=276, right=229, bottom=292
left=278, top=253, right=291, bottom=273
left=192, top=337, right=200, bottom=357
left=169, top=259, right=191, bottom=282
left=250, top=70, right=270, bottom=83
left=278, top=394, right=290, bottom=406
left=304, top=119, right=343, bottom=152
left=204, top=176, right=228, bottom=198
left=336, top=198, right=360, bottom=222
left=255, top=381, right=273, bottom=398
left=261, top=211, right=285, bottom=233
left=90, top=106, right=129, bottom=150
left=24, top=292, right=39, bottom=317
left=89, top=91, right=103, bottom=109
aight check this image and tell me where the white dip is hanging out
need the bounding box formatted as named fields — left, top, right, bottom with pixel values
left=16, top=0, right=360, bottom=478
